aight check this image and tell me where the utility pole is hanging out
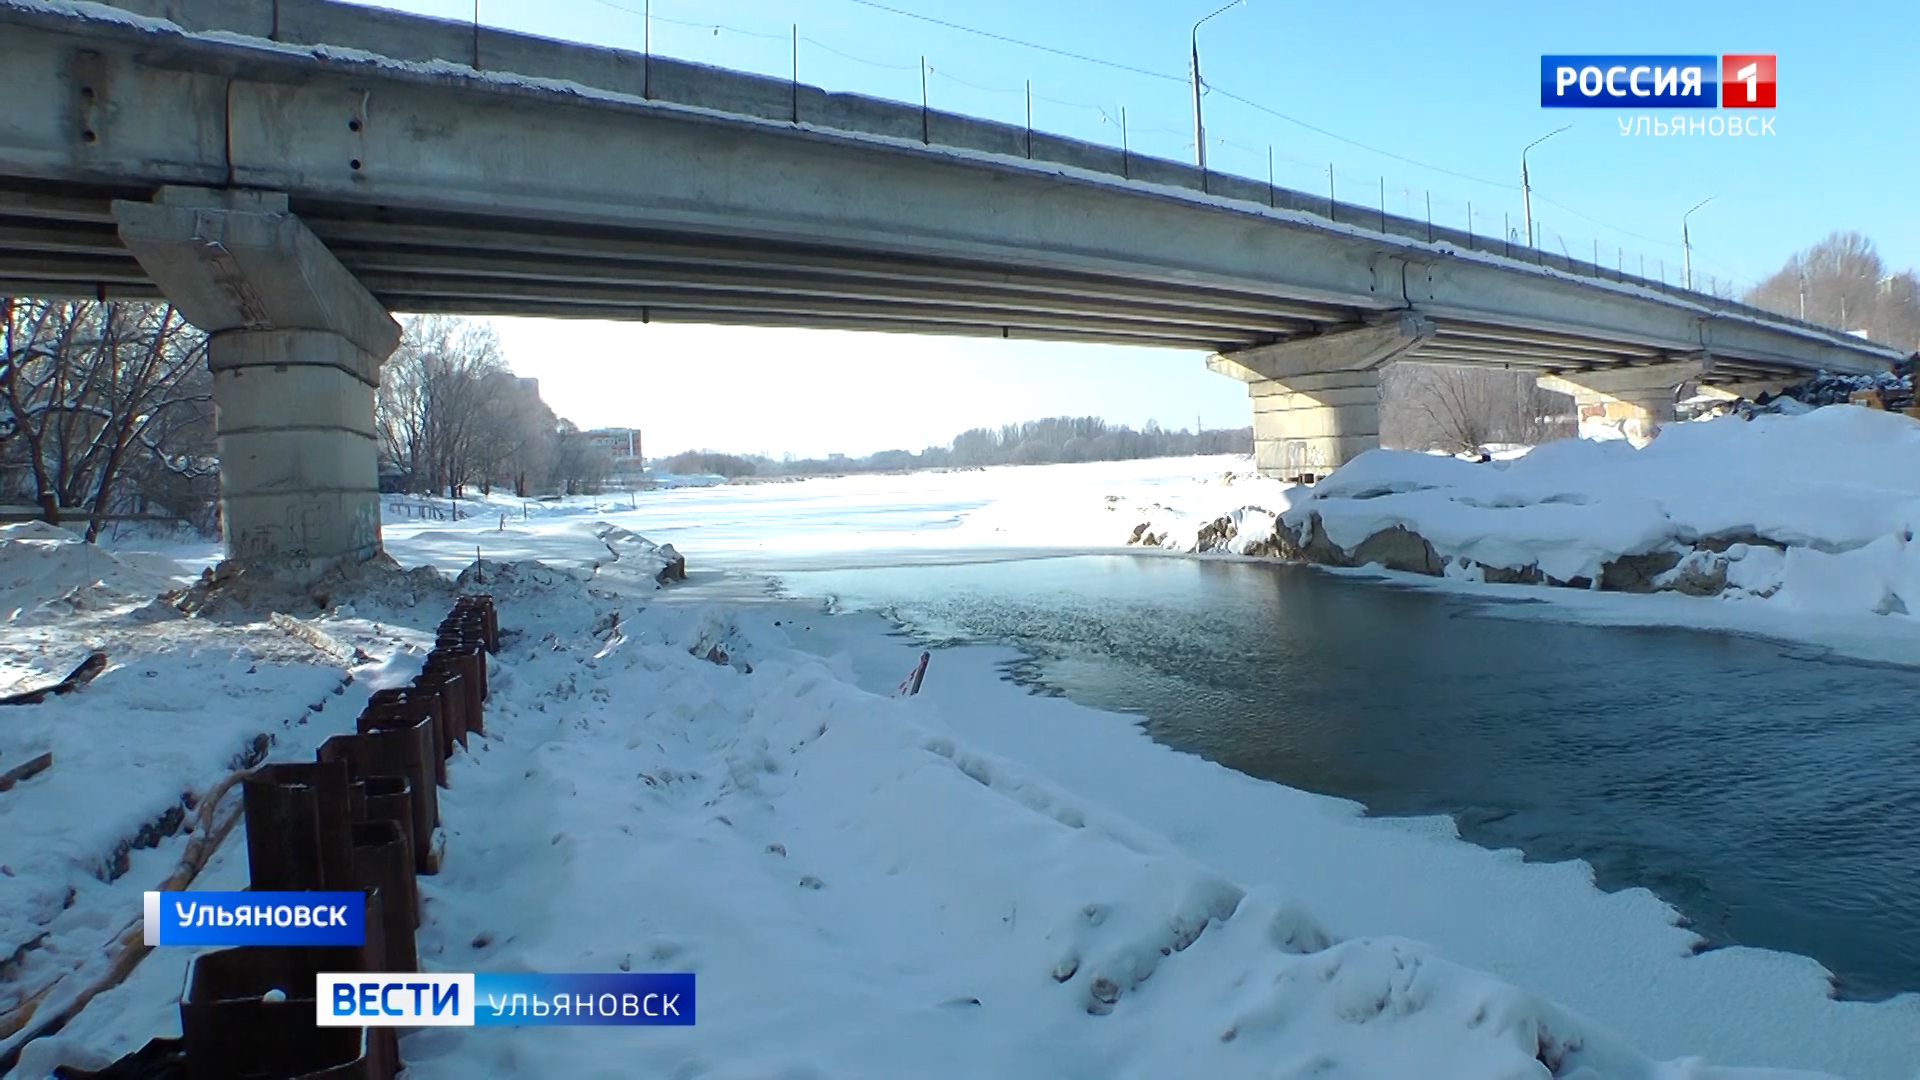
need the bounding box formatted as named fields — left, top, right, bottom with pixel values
left=1682, top=195, right=1714, bottom=291
left=1189, top=0, right=1244, bottom=171
left=1519, top=125, right=1571, bottom=249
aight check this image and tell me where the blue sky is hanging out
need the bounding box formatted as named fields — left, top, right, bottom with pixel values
left=352, top=0, right=1918, bottom=457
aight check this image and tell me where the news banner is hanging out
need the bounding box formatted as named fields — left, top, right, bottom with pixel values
left=1539, top=53, right=1778, bottom=138
left=146, top=891, right=695, bottom=1027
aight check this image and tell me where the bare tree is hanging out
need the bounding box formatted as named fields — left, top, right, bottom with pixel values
left=469, top=370, right=556, bottom=498
left=375, top=328, right=428, bottom=491
left=1747, top=231, right=1920, bottom=351
left=377, top=316, right=512, bottom=498
left=375, top=315, right=594, bottom=500
left=1383, top=363, right=1574, bottom=453
left=0, top=298, right=213, bottom=538
left=549, top=420, right=612, bottom=496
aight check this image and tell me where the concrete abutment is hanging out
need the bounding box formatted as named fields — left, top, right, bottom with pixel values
left=110, top=187, right=400, bottom=578
left=1207, top=313, right=1434, bottom=482
left=1246, top=369, right=1381, bottom=481
left=1537, top=359, right=1706, bottom=447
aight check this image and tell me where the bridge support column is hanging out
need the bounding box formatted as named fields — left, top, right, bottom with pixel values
left=1538, top=359, right=1706, bottom=447
left=111, top=187, right=402, bottom=579
left=1208, top=313, right=1434, bottom=482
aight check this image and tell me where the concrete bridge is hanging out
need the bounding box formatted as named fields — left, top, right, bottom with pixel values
left=0, top=0, right=1903, bottom=574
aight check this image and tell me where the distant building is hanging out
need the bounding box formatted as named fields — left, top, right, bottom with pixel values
left=585, top=427, right=642, bottom=463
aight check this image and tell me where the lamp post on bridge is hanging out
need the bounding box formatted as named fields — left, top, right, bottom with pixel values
left=1520, top=124, right=1571, bottom=249
left=1190, top=0, right=1245, bottom=171
left=1682, top=196, right=1714, bottom=291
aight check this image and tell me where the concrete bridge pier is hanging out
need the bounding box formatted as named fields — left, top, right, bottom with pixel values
left=1695, top=379, right=1796, bottom=403
left=1208, top=313, right=1435, bottom=482
left=1538, top=359, right=1706, bottom=447
left=111, top=187, right=401, bottom=579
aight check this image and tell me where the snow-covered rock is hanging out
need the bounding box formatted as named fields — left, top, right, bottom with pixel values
left=1114, top=407, right=1920, bottom=623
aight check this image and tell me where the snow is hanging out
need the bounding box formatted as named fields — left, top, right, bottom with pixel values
left=6, top=433, right=1920, bottom=1079
left=1295, top=406, right=1920, bottom=599
left=1013, top=410, right=1920, bottom=640
left=10, top=535, right=1889, bottom=1080
left=0, top=643, right=349, bottom=986
left=0, top=522, right=185, bottom=627
left=375, top=459, right=1253, bottom=575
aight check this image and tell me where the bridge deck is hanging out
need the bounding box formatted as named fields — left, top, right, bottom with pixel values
left=0, top=0, right=1901, bottom=382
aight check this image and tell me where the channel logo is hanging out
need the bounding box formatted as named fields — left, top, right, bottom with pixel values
left=1541, top=55, right=1775, bottom=108
left=317, top=972, right=696, bottom=1027
left=1720, top=54, right=1776, bottom=108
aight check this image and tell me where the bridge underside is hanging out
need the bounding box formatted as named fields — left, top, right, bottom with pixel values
left=4, top=177, right=1342, bottom=353
left=0, top=175, right=1841, bottom=501
left=0, top=177, right=1827, bottom=389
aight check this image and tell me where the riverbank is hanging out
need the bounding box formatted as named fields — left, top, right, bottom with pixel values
left=1113, top=407, right=1920, bottom=627
left=415, top=417, right=1920, bottom=666
left=10, top=435, right=1920, bottom=1077
left=13, top=516, right=1915, bottom=1078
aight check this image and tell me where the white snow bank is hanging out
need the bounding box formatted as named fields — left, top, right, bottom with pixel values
left=798, top=613, right=1920, bottom=1080
left=384, top=519, right=682, bottom=586
left=1292, top=406, right=1920, bottom=593
left=0, top=522, right=190, bottom=624
left=1032, top=410, right=1920, bottom=626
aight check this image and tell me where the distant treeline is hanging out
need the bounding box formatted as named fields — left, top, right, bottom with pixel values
left=654, top=416, right=1253, bottom=479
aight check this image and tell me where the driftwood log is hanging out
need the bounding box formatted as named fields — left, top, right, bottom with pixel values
left=0, top=653, right=108, bottom=707
left=0, top=752, right=52, bottom=793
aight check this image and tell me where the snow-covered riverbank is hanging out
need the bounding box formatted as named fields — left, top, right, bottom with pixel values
left=1112, top=407, right=1920, bottom=624
left=6, top=427, right=1920, bottom=1078
left=403, top=407, right=1920, bottom=654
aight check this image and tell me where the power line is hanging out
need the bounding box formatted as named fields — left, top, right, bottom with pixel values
left=830, top=1, right=1524, bottom=193
left=578, top=0, right=790, bottom=42
left=1531, top=194, right=1682, bottom=252
left=836, top=0, right=1187, bottom=84
left=924, top=67, right=1025, bottom=95
left=803, top=36, right=922, bottom=72
left=577, top=0, right=1758, bottom=282
left=652, top=12, right=790, bottom=41
left=1204, top=86, right=1517, bottom=193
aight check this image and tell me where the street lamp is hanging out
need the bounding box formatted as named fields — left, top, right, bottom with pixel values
left=1190, top=0, right=1244, bottom=171
left=1520, top=124, right=1571, bottom=249
left=1682, top=196, right=1714, bottom=291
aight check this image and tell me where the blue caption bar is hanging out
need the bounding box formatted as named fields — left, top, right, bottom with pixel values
left=1541, top=55, right=1719, bottom=108
left=145, top=890, right=366, bottom=947
left=473, top=972, right=696, bottom=1026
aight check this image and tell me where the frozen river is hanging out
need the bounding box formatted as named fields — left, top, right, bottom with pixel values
left=774, top=552, right=1920, bottom=1001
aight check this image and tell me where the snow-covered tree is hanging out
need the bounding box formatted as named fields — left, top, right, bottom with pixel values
left=0, top=299, right=215, bottom=539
